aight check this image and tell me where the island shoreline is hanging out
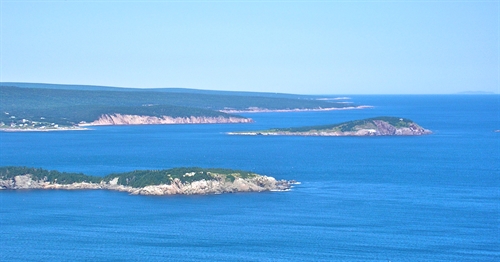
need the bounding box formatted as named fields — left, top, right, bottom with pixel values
left=0, top=167, right=296, bottom=196
left=228, top=116, right=432, bottom=137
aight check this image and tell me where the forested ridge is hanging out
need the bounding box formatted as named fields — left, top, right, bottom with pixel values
left=0, top=84, right=350, bottom=127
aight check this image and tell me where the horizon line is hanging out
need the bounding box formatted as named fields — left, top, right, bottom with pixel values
left=0, top=81, right=497, bottom=95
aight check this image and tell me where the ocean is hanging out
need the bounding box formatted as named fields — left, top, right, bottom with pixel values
left=0, top=95, right=498, bottom=261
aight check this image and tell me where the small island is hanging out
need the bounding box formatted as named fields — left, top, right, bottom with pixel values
left=0, top=167, right=294, bottom=195
left=228, top=116, right=432, bottom=136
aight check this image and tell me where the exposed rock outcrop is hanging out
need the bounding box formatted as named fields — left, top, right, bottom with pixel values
left=228, top=117, right=432, bottom=137
left=81, top=114, right=252, bottom=126
left=372, top=120, right=430, bottom=136
left=0, top=174, right=294, bottom=196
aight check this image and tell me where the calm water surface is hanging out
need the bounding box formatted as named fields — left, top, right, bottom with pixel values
left=0, top=95, right=499, bottom=261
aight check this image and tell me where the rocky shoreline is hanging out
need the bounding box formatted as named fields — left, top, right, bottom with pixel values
left=80, top=114, right=253, bottom=126
left=220, top=105, right=372, bottom=113
left=0, top=114, right=253, bottom=131
left=0, top=126, right=88, bottom=132
left=229, top=117, right=432, bottom=137
left=0, top=174, right=294, bottom=196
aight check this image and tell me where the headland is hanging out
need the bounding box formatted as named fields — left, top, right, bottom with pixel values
left=228, top=116, right=432, bottom=136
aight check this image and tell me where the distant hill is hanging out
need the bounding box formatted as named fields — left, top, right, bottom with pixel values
left=0, top=82, right=321, bottom=99
left=0, top=83, right=356, bottom=129
left=0, top=82, right=135, bottom=92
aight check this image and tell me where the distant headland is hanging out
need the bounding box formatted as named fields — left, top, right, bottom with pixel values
left=0, top=83, right=368, bottom=131
left=228, top=116, right=432, bottom=136
left=0, top=167, right=295, bottom=195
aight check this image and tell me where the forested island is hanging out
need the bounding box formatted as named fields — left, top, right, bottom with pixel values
left=228, top=116, right=432, bottom=136
left=0, top=83, right=362, bottom=131
left=0, top=166, right=294, bottom=195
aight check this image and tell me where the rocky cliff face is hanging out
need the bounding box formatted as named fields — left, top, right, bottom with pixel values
left=82, top=114, right=252, bottom=126
left=371, top=120, right=431, bottom=136
left=0, top=174, right=293, bottom=195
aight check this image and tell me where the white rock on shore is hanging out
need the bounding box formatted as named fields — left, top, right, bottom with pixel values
left=81, top=114, right=253, bottom=126
left=0, top=174, right=293, bottom=196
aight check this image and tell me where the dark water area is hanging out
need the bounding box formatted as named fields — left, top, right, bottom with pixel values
left=1, top=95, right=499, bottom=261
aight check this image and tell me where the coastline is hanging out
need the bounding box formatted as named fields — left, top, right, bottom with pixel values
left=80, top=114, right=253, bottom=126
left=0, top=107, right=372, bottom=132
left=0, top=174, right=295, bottom=196
left=0, top=126, right=89, bottom=132
left=1, top=114, right=253, bottom=132
left=1, top=106, right=371, bottom=132
left=227, top=130, right=431, bottom=136
left=219, top=105, right=372, bottom=113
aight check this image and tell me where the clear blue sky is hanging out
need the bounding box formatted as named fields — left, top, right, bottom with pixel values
left=1, top=0, right=498, bottom=94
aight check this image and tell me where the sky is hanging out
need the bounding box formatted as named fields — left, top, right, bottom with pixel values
left=0, top=0, right=498, bottom=94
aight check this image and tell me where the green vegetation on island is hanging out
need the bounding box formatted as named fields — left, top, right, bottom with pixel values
left=0, top=166, right=258, bottom=187
left=0, top=166, right=293, bottom=195
left=105, top=167, right=257, bottom=188
left=270, top=116, right=414, bottom=132
left=229, top=116, right=432, bottom=136
left=0, top=166, right=102, bottom=184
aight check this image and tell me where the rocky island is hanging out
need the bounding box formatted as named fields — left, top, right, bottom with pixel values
left=228, top=116, right=432, bottom=136
left=0, top=167, right=294, bottom=195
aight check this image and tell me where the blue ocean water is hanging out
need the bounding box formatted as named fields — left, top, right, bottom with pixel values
left=0, top=95, right=499, bottom=261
